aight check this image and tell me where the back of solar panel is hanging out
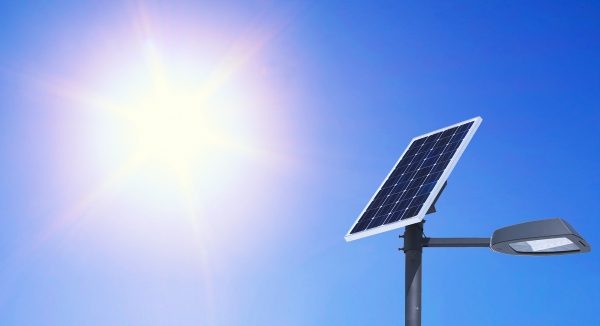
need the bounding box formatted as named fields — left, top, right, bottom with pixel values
left=345, top=117, right=482, bottom=242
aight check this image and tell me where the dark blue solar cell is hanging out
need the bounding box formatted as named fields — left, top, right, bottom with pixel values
left=386, top=210, right=404, bottom=224
left=391, top=202, right=408, bottom=213
left=383, top=193, right=400, bottom=205
left=390, top=163, right=409, bottom=177
left=445, top=141, right=461, bottom=152
left=411, top=151, right=427, bottom=162
left=409, top=141, right=422, bottom=149
left=434, top=136, right=452, bottom=148
left=359, top=209, right=378, bottom=221
left=451, top=131, right=466, bottom=143
left=356, top=218, right=368, bottom=226
left=401, top=170, right=417, bottom=179
left=438, top=158, right=452, bottom=168
left=370, top=196, right=385, bottom=208
left=431, top=160, right=450, bottom=174
left=367, top=205, right=383, bottom=218
left=411, top=193, right=429, bottom=206
left=377, top=204, right=395, bottom=216
left=351, top=220, right=370, bottom=233
left=398, top=157, right=413, bottom=167
left=402, top=163, right=414, bottom=174
left=404, top=146, right=419, bottom=157
left=438, top=150, right=456, bottom=163
left=394, top=181, right=411, bottom=192
left=423, top=138, right=436, bottom=146
left=398, top=172, right=416, bottom=183
left=362, top=215, right=378, bottom=226
left=457, top=122, right=473, bottom=133
left=402, top=186, right=420, bottom=198
left=375, top=186, right=393, bottom=199
left=414, top=166, right=433, bottom=179
left=402, top=155, right=416, bottom=164
left=396, top=197, right=414, bottom=210
left=412, top=137, right=427, bottom=147
left=374, top=191, right=390, bottom=201
left=441, top=127, right=458, bottom=138
left=428, top=146, right=444, bottom=157
left=406, top=205, right=419, bottom=213
left=416, top=182, right=436, bottom=196
left=389, top=176, right=402, bottom=184
left=389, top=183, right=407, bottom=196
left=389, top=171, right=404, bottom=180
left=396, top=179, right=412, bottom=191
left=382, top=176, right=398, bottom=188
left=368, top=215, right=387, bottom=228
left=456, top=125, right=469, bottom=133
left=391, top=166, right=409, bottom=178
left=424, top=171, right=443, bottom=184
left=387, top=186, right=400, bottom=196
left=411, top=151, right=428, bottom=164
left=423, top=164, right=436, bottom=173
left=370, top=215, right=384, bottom=225
left=402, top=205, right=422, bottom=219
left=420, top=156, right=439, bottom=169
left=408, top=176, right=426, bottom=189
left=364, top=201, right=380, bottom=212
left=429, top=165, right=444, bottom=176
left=419, top=141, right=436, bottom=152
left=395, top=163, right=410, bottom=173
left=405, top=162, right=420, bottom=173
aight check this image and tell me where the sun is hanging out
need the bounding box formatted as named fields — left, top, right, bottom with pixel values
left=32, top=31, right=270, bottom=243
left=123, top=81, right=220, bottom=174
left=75, top=33, right=264, bottom=194
left=24, top=0, right=308, bottom=267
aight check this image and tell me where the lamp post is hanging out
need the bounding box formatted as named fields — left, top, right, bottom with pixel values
left=399, top=217, right=591, bottom=326
left=342, top=117, right=592, bottom=326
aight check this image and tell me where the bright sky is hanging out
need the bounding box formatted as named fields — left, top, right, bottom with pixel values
left=1, top=1, right=599, bottom=325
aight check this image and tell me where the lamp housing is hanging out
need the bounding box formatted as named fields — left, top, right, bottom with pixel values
left=491, top=218, right=591, bottom=256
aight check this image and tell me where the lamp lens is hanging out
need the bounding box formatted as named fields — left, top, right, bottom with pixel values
left=509, top=237, right=579, bottom=253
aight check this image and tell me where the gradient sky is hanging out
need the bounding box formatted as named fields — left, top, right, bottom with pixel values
left=1, top=1, right=599, bottom=325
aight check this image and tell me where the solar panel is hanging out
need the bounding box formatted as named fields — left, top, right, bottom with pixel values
left=344, top=117, right=482, bottom=242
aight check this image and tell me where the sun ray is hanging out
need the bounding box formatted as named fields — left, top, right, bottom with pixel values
left=39, top=151, right=146, bottom=245
left=4, top=4, right=309, bottom=324
left=1, top=0, right=309, bottom=251
left=193, top=6, right=301, bottom=105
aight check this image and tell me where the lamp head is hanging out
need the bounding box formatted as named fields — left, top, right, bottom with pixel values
left=491, top=218, right=591, bottom=256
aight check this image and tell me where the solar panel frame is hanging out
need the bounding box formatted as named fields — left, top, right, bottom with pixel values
left=344, top=116, right=482, bottom=242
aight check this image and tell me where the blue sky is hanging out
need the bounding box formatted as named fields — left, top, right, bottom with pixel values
left=1, top=1, right=599, bottom=325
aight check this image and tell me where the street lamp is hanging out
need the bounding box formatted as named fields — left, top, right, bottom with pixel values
left=344, top=117, right=592, bottom=326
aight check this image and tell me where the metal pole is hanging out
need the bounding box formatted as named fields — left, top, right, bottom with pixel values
left=403, top=222, right=423, bottom=326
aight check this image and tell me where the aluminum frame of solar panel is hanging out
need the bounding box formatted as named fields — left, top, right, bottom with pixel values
left=344, top=116, right=482, bottom=242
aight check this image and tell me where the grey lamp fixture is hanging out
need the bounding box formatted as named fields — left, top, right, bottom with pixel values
left=490, top=218, right=591, bottom=255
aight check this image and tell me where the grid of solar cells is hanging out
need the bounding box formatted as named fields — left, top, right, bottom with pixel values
left=350, top=121, right=474, bottom=234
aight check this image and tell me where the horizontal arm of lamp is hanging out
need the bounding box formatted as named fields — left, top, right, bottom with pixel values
left=422, top=237, right=490, bottom=248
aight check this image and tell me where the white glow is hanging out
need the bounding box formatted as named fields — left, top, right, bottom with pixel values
left=126, top=89, right=217, bottom=169
left=509, top=237, right=579, bottom=253
left=527, top=238, right=574, bottom=252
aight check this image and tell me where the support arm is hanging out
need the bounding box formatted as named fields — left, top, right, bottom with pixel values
left=422, top=237, right=490, bottom=248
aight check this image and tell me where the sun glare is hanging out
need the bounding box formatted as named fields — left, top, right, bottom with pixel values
left=24, top=2, right=308, bottom=276
left=126, top=87, right=217, bottom=171
left=84, top=36, right=262, bottom=196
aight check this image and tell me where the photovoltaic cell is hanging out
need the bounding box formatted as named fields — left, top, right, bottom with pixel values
left=345, top=117, right=482, bottom=241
